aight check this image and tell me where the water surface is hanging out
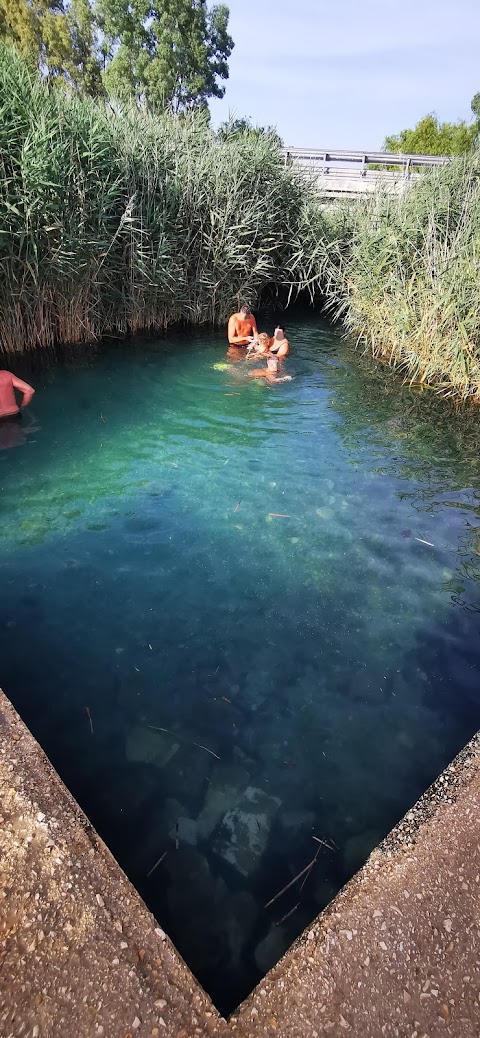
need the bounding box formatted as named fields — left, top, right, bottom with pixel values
left=2, top=317, right=480, bottom=1013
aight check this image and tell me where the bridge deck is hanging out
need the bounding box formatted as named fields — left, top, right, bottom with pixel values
left=282, top=148, right=450, bottom=197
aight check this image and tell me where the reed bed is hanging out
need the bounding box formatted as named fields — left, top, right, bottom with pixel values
left=0, top=44, right=330, bottom=353
left=2, top=44, right=480, bottom=406
left=327, top=156, right=480, bottom=401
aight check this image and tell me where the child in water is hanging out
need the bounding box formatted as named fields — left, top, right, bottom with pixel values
left=249, top=356, right=292, bottom=383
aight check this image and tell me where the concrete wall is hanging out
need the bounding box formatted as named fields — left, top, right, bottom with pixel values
left=2, top=687, right=480, bottom=1037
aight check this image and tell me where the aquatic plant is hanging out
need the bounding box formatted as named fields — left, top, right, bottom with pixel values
left=0, top=44, right=330, bottom=353
left=326, top=155, right=480, bottom=401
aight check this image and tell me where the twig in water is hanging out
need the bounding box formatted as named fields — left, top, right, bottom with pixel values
left=312, top=836, right=335, bottom=851
left=268, top=513, right=290, bottom=518
left=147, top=725, right=220, bottom=760
left=275, top=903, right=300, bottom=927
left=300, top=844, right=322, bottom=893
left=415, top=537, right=434, bottom=547
left=100, top=413, right=106, bottom=423
left=146, top=851, right=167, bottom=878
left=85, top=706, right=94, bottom=734
left=264, top=857, right=318, bottom=909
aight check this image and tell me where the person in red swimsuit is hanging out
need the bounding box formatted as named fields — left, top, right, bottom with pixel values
left=0, top=369, right=35, bottom=419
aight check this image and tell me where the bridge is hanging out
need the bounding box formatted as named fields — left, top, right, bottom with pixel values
left=282, top=148, right=450, bottom=198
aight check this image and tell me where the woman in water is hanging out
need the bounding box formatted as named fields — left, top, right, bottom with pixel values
left=268, top=324, right=289, bottom=359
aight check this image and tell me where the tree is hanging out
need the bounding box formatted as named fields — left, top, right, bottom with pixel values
left=97, top=0, right=233, bottom=112
left=384, top=113, right=477, bottom=156
left=217, top=116, right=283, bottom=148
left=471, top=92, right=480, bottom=129
left=0, top=0, right=103, bottom=92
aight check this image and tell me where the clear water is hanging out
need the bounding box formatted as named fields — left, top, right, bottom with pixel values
left=2, top=316, right=480, bottom=1014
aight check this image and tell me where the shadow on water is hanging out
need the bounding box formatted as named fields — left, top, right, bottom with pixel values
left=1, top=316, right=480, bottom=1013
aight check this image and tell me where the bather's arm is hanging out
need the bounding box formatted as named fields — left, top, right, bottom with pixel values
left=12, top=375, right=35, bottom=408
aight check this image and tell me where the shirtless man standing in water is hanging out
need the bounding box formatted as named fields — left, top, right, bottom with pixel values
left=0, top=370, right=35, bottom=419
left=227, top=304, right=259, bottom=347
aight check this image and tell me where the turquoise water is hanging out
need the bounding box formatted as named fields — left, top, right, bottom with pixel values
left=2, top=316, right=480, bottom=1013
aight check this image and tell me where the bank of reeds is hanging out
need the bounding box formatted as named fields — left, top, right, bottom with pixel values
left=327, top=156, right=480, bottom=401
left=0, top=45, right=330, bottom=353
left=2, top=45, right=480, bottom=406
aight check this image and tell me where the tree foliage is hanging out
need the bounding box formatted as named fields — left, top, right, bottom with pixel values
left=471, top=92, right=480, bottom=127
left=0, top=0, right=103, bottom=91
left=0, top=0, right=233, bottom=109
left=384, top=112, right=477, bottom=156
left=97, top=0, right=233, bottom=111
left=217, top=116, right=283, bottom=148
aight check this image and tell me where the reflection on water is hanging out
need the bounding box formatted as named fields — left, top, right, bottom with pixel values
left=1, top=317, right=480, bottom=1014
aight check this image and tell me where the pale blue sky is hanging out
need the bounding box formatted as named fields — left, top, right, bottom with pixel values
left=209, top=0, right=480, bottom=149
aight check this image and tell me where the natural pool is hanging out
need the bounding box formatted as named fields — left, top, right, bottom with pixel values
left=2, top=315, right=480, bottom=1013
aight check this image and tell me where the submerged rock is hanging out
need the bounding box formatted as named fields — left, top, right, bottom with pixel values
left=162, top=742, right=213, bottom=815
left=125, top=724, right=180, bottom=767
left=316, top=506, right=334, bottom=520
left=196, top=764, right=249, bottom=840
left=212, top=786, right=281, bottom=878
left=169, top=816, right=198, bottom=847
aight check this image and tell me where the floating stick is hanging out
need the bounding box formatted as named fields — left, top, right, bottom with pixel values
left=147, top=724, right=220, bottom=760
left=268, top=513, right=290, bottom=518
left=146, top=851, right=167, bottom=878
left=300, top=850, right=320, bottom=893
left=275, top=903, right=300, bottom=927
left=312, top=836, right=335, bottom=851
left=264, top=857, right=318, bottom=908
left=415, top=537, right=434, bottom=547
left=85, top=706, right=94, bottom=734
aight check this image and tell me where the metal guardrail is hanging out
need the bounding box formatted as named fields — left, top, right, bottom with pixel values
left=283, top=148, right=450, bottom=177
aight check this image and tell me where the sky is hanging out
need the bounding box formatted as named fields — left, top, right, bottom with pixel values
left=209, top=0, right=480, bottom=149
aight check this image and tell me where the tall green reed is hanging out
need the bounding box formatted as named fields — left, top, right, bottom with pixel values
left=326, top=156, right=480, bottom=401
left=0, top=45, right=330, bottom=353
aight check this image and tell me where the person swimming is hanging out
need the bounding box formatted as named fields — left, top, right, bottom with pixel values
left=249, top=356, right=292, bottom=383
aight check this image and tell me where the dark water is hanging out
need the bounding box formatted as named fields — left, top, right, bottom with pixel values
left=2, top=317, right=480, bottom=1014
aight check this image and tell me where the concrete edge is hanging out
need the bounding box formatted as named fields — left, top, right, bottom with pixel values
left=2, top=685, right=480, bottom=1037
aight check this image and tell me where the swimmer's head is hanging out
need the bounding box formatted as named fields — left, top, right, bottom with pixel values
left=240, top=303, right=252, bottom=316
left=274, top=323, right=286, bottom=336
left=267, top=356, right=279, bottom=372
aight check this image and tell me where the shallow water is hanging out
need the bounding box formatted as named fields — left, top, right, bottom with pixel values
left=2, top=316, right=480, bottom=1013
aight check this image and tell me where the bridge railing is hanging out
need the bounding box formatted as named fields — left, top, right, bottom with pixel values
left=282, top=148, right=450, bottom=178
